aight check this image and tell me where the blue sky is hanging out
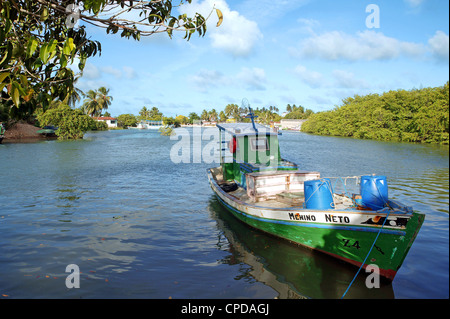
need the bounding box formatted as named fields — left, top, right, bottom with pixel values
left=74, top=0, right=449, bottom=117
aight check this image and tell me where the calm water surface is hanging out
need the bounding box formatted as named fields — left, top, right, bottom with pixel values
left=0, top=129, right=448, bottom=299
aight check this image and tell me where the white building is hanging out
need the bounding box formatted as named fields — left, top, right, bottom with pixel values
left=280, top=119, right=307, bottom=130
left=94, top=116, right=118, bottom=128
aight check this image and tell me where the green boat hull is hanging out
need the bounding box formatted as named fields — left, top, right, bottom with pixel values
left=208, top=169, right=424, bottom=281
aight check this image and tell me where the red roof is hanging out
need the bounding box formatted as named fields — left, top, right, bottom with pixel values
left=94, top=117, right=116, bottom=120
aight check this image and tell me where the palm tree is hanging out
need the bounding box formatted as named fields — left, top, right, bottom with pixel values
left=81, top=87, right=113, bottom=117
left=139, top=106, right=150, bottom=120
left=224, top=104, right=240, bottom=120
left=66, top=86, right=85, bottom=107
left=219, top=110, right=226, bottom=122
left=63, top=76, right=85, bottom=108
left=201, top=109, right=208, bottom=121
left=209, top=109, right=218, bottom=121
left=97, top=87, right=113, bottom=114
left=82, top=89, right=101, bottom=117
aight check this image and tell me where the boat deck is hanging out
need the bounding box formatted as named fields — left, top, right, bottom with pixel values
left=211, top=166, right=355, bottom=211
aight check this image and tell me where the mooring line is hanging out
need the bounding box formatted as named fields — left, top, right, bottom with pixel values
left=341, top=181, right=391, bottom=299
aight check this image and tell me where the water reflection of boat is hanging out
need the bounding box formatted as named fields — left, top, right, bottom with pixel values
left=209, top=196, right=395, bottom=299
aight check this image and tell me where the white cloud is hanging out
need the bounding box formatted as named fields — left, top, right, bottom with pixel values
left=190, top=67, right=266, bottom=92
left=183, top=0, right=263, bottom=57
left=296, top=18, right=320, bottom=35
left=190, top=69, right=226, bottom=92
left=82, top=63, right=100, bottom=79
left=332, top=70, right=369, bottom=89
left=404, top=0, right=425, bottom=7
left=122, top=66, right=138, bottom=79
left=237, top=67, right=266, bottom=91
left=101, top=66, right=122, bottom=79
left=236, top=0, right=310, bottom=24
left=83, top=65, right=138, bottom=80
left=293, top=65, right=324, bottom=88
left=428, top=30, right=449, bottom=62
left=76, top=79, right=109, bottom=92
left=294, top=30, right=425, bottom=61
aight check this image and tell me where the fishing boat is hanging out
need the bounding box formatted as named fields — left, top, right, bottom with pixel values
left=36, top=125, right=58, bottom=137
left=207, top=107, right=424, bottom=281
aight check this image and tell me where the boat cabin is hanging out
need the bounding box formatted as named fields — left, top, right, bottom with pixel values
left=216, top=122, right=320, bottom=203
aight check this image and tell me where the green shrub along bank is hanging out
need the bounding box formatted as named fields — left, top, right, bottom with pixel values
left=37, top=103, right=106, bottom=140
left=301, top=83, right=449, bottom=144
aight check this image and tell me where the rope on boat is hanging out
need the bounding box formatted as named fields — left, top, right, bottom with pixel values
left=340, top=181, right=391, bottom=299
left=341, top=209, right=390, bottom=298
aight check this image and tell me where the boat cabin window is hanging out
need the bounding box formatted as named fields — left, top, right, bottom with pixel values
left=250, top=137, right=269, bottom=151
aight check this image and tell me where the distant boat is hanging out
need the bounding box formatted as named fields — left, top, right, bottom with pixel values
left=136, top=120, right=163, bottom=129
left=207, top=108, right=424, bottom=282
left=36, top=125, right=58, bottom=137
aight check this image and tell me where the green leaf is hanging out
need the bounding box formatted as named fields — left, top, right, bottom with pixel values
left=19, top=74, right=28, bottom=87
left=63, top=38, right=75, bottom=55
left=0, top=42, right=13, bottom=68
left=47, top=39, right=58, bottom=58
left=39, top=39, right=58, bottom=64
left=40, top=7, right=49, bottom=21
left=26, top=37, right=39, bottom=58
left=60, top=54, right=67, bottom=68
left=0, top=73, right=9, bottom=84
left=78, top=54, right=87, bottom=71
left=11, top=83, right=20, bottom=107
left=39, top=43, right=49, bottom=64
left=12, top=81, right=26, bottom=96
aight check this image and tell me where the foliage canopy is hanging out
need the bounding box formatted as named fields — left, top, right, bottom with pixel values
left=1, top=0, right=211, bottom=120
left=36, top=102, right=99, bottom=139
left=301, top=83, right=449, bottom=144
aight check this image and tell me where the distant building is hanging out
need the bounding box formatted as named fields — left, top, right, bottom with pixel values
left=94, top=116, right=118, bottom=128
left=280, top=119, right=307, bottom=130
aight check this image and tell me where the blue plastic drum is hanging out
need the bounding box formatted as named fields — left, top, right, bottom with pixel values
left=304, top=178, right=334, bottom=210
left=360, top=175, right=388, bottom=210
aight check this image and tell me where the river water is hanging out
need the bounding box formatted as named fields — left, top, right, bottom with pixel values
left=0, top=128, right=448, bottom=299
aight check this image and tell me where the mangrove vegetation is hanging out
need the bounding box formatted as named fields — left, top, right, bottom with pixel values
left=301, top=83, right=449, bottom=144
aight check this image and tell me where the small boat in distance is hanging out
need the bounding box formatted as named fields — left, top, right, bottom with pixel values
left=135, top=120, right=163, bottom=130
left=36, top=125, right=58, bottom=137
left=207, top=105, right=424, bottom=281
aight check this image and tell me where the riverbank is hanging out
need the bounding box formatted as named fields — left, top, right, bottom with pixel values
left=1, top=122, right=47, bottom=143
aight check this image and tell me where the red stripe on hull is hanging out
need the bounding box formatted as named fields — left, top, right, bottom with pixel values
left=316, top=247, right=397, bottom=281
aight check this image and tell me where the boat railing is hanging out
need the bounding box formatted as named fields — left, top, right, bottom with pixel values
left=322, top=176, right=363, bottom=202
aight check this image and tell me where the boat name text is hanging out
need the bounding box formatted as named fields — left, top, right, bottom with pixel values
left=288, top=213, right=316, bottom=221
left=325, top=214, right=350, bottom=224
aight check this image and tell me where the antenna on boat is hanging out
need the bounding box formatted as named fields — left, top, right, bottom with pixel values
left=242, top=98, right=258, bottom=132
